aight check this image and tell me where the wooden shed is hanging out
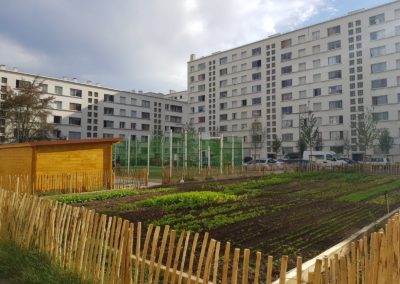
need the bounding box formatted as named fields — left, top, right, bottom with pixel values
left=0, top=138, right=121, bottom=193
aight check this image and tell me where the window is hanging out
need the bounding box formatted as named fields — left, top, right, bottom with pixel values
left=372, top=95, right=388, bottom=106
left=371, top=62, right=386, bottom=73
left=252, top=85, right=261, bottom=93
left=313, top=74, right=321, bottom=82
left=232, top=54, right=238, bottom=60
left=131, top=110, right=137, bottom=118
left=298, top=62, right=306, bottom=71
left=142, top=112, right=150, bottom=119
left=119, top=122, right=126, bottom=129
left=54, top=101, right=62, bottom=110
left=241, top=99, right=247, bottom=106
left=327, top=25, right=341, bottom=36
left=396, top=26, right=400, bottom=36
left=281, top=93, right=292, bottom=101
left=53, top=116, right=61, bottom=124
left=299, top=90, right=307, bottom=99
left=328, top=85, right=342, bottom=94
left=329, top=100, right=342, bottom=109
left=371, top=79, right=387, bottom=88
left=312, top=45, right=320, bottom=54
left=241, top=87, right=247, bottom=95
left=68, top=131, right=81, bottom=140
left=219, top=68, right=227, bottom=76
left=198, top=84, right=206, bottom=91
left=329, top=116, right=343, bottom=125
left=313, top=103, right=322, bottom=111
left=328, top=55, right=341, bottom=65
left=252, top=110, right=261, bottom=117
left=330, top=131, right=344, bottom=140
left=198, top=63, right=206, bottom=70
left=198, top=106, right=205, bottom=113
left=252, top=72, right=261, bottom=80
left=55, top=86, right=63, bottom=95
left=281, top=39, right=292, bottom=49
left=241, top=51, right=247, bottom=58
left=120, top=96, right=126, bottom=104
left=69, top=117, right=81, bottom=126
left=370, top=30, right=385, bottom=40
left=369, top=13, right=385, bottom=25
left=241, top=111, right=247, bottom=118
left=370, top=46, right=386, bottom=57
left=68, top=88, right=82, bottom=97
left=281, top=52, right=292, bottom=61
left=281, top=106, right=293, bottom=114
left=281, top=66, right=292, bottom=74
left=397, top=59, right=400, bottom=69
left=104, top=94, right=114, bottom=102
left=198, top=73, right=206, bottom=80
left=281, top=79, right=292, bottom=88
left=241, top=75, right=247, bottom=83
left=298, top=48, right=306, bottom=57
left=313, top=88, right=321, bottom=97
left=103, top=120, right=114, bottom=128
left=312, top=31, right=320, bottom=40
left=282, top=120, right=293, bottom=128
left=198, top=117, right=205, bottom=123
left=328, top=70, right=342, bottom=79
left=219, top=102, right=227, bottom=110
left=104, top=107, right=114, bottom=115
left=282, top=133, right=293, bottom=141
left=252, top=47, right=261, bottom=56
left=232, top=65, right=237, bottom=73
left=219, top=91, right=227, bottom=98
left=298, top=76, right=306, bottom=85
left=1, top=77, right=7, bottom=84
left=219, top=57, right=228, bottom=64
left=198, top=95, right=206, bottom=102
left=373, top=112, right=388, bottom=121
left=241, top=63, right=247, bottom=70
left=327, top=40, right=341, bottom=50
left=313, top=59, right=320, bottom=68
left=142, top=100, right=150, bottom=107
left=219, top=114, right=228, bottom=121
left=252, top=97, right=261, bottom=105
left=69, top=103, right=81, bottom=111
left=252, top=60, right=261, bottom=68
left=298, top=35, right=305, bottom=43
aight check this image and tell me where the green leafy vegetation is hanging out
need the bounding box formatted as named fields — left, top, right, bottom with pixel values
left=55, top=187, right=176, bottom=204
left=337, top=179, right=400, bottom=202
left=135, top=191, right=240, bottom=210
left=0, top=241, right=82, bottom=284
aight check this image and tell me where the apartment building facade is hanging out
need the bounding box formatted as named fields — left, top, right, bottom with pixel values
left=0, top=66, right=187, bottom=143
left=186, top=1, right=400, bottom=162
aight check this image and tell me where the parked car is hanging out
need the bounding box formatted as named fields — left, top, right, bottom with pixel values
left=245, top=159, right=269, bottom=165
left=364, top=157, right=390, bottom=165
left=243, top=156, right=253, bottom=164
left=283, top=152, right=301, bottom=159
left=266, top=158, right=282, bottom=164
left=303, top=151, right=347, bottom=166
left=281, top=159, right=309, bottom=165
left=337, top=157, right=357, bottom=164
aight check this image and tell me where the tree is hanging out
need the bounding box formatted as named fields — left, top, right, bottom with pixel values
left=271, top=135, right=282, bottom=157
left=354, top=110, right=380, bottom=159
left=249, top=119, right=266, bottom=162
left=342, top=131, right=351, bottom=158
left=0, top=78, right=54, bottom=143
left=300, top=111, right=320, bottom=160
left=378, top=129, right=394, bottom=155
left=297, top=137, right=307, bottom=158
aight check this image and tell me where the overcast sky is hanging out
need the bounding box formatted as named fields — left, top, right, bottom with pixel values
left=0, top=0, right=388, bottom=93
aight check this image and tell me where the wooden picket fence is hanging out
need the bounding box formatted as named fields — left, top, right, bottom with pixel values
left=113, top=169, right=149, bottom=189
left=1, top=186, right=400, bottom=283
left=298, top=163, right=400, bottom=176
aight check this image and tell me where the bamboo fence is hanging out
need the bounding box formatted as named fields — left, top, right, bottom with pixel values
left=1, top=186, right=400, bottom=283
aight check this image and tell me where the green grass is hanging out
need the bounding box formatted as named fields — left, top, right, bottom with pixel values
left=337, top=179, right=400, bottom=202
left=0, top=241, right=82, bottom=284
left=134, top=191, right=240, bottom=210
left=54, top=187, right=176, bottom=204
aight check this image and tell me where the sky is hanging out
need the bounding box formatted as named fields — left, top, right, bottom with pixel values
left=0, top=0, right=391, bottom=93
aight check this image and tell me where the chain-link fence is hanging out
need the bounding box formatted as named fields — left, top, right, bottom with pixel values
left=112, top=132, right=243, bottom=181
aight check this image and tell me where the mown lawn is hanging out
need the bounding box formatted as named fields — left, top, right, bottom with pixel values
left=56, top=171, right=400, bottom=268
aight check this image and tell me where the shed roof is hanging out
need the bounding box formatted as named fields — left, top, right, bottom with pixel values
left=0, top=138, right=122, bottom=149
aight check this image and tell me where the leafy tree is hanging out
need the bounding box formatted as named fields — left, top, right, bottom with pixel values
left=354, top=110, right=380, bottom=159
left=300, top=111, right=320, bottom=159
left=0, top=78, right=54, bottom=143
left=249, top=119, right=266, bottom=162
left=271, top=135, right=282, bottom=157
left=378, top=128, right=394, bottom=155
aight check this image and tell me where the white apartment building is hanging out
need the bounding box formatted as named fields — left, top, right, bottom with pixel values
left=186, top=1, right=400, bottom=162
left=0, top=66, right=187, bottom=143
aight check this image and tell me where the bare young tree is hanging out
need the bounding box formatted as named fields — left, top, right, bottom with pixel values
left=249, top=119, right=266, bottom=162
left=0, top=78, right=54, bottom=143
left=378, top=128, right=394, bottom=155
left=300, top=111, right=320, bottom=160
left=354, top=110, right=380, bottom=160
left=271, top=135, right=282, bottom=158
left=342, top=131, right=352, bottom=158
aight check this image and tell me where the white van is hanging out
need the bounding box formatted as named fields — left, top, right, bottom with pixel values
left=303, top=151, right=347, bottom=165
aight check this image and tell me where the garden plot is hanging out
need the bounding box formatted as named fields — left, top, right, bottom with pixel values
left=54, top=171, right=400, bottom=268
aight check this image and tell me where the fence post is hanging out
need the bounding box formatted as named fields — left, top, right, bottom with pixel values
left=147, top=136, right=150, bottom=182
left=198, top=132, right=201, bottom=174
left=184, top=130, right=188, bottom=172
left=169, top=129, right=173, bottom=180
left=231, top=137, right=235, bottom=174
left=127, top=137, right=131, bottom=172
left=208, top=145, right=211, bottom=170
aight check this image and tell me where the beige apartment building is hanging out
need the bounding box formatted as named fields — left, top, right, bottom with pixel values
left=186, top=0, right=400, bottom=162
left=0, top=66, right=187, bottom=143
